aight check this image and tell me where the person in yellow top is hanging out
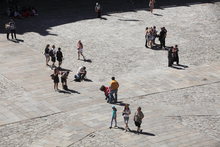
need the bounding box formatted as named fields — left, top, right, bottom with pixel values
left=110, top=77, right=119, bottom=103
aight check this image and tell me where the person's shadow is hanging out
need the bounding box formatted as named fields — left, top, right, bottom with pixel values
left=9, top=38, right=24, bottom=43
left=58, top=88, right=80, bottom=94
left=80, top=59, right=92, bottom=63
left=115, top=127, right=155, bottom=136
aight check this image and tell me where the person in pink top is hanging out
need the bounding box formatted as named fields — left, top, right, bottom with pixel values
left=100, top=85, right=113, bottom=103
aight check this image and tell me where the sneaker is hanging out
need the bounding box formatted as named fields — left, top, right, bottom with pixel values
left=109, top=126, right=112, bottom=129
left=140, top=129, right=143, bottom=133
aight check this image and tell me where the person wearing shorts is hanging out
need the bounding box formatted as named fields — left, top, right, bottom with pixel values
left=134, top=107, right=144, bottom=134
left=122, top=104, right=131, bottom=132
left=77, top=40, right=85, bottom=60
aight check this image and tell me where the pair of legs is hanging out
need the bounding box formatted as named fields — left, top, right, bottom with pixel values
left=97, top=11, right=101, bottom=18
left=58, top=60, right=62, bottom=67
left=78, top=51, right=85, bottom=60
left=10, top=30, right=16, bottom=39
left=160, top=39, right=166, bottom=48
left=124, top=117, right=130, bottom=131
left=54, top=82, right=58, bottom=91
left=110, top=89, right=118, bottom=103
left=61, top=78, right=67, bottom=89
left=168, top=57, right=173, bottom=67
left=150, top=5, right=154, bottom=13
left=110, top=117, right=117, bottom=128
left=45, top=55, right=50, bottom=65
left=135, top=121, right=142, bottom=133
left=107, top=94, right=114, bottom=103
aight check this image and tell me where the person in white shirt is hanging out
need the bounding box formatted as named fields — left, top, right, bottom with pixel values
left=76, top=66, right=87, bottom=81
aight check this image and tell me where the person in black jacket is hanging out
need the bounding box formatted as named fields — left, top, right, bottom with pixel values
left=56, top=48, right=63, bottom=68
left=159, top=27, right=167, bottom=49
left=168, top=46, right=173, bottom=67
left=44, top=44, right=50, bottom=66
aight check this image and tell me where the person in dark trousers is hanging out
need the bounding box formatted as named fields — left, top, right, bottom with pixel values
left=9, top=19, right=16, bottom=39
left=159, top=27, right=167, bottom=49
left=56, top=47, right=63, bottom=68
left=95, top=2, right=101, bottom=18
left=168, top=46, right=173, bottom=67
left=44, top=44, right=50, bottom=66
left=5, top=22, right=11, bottom=40
left=50, top=45, right=56, bottom=69
left=61, top=71, right=69, bottom=90
left=172, top=45, right=179, bottom=65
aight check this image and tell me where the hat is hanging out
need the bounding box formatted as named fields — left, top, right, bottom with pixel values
left=112, top=105, right=115, bottom=108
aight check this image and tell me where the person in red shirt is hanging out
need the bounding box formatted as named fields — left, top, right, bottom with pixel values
left=100, top=85, right=113, bottom=103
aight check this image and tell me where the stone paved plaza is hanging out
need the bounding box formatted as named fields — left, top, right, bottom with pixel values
left=0, top=1, right=220, bottom=147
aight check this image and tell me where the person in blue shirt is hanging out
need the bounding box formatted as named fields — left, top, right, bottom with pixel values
left=110, top=106, right=117, bottom=129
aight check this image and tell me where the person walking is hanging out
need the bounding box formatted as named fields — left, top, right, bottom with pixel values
left=172, top=45, right=179, bottom=65
left=95, top=2, right=101, bottom=18
left=110, top=77, right=119, bottom=103
left=110, top=105, right=117, bottom=129
left=122, top=104, right=131, bottom=132
left=149, top=0, right=155, bottom=13
left=77, top=40, right=86, bottom=60
left=159, top=27, right=167, bottom=49
left=61, top=71, right=69, bottom=90
left=51, top=68, right=59, bottom=91
left=134, top=107, right=144, bottom=134
left=9, top=19, right=16, bottom=40
left=50, top=45, right=56, bottom=69
left=44, top=44, right=50, bottom=66
left=56, top=47, right=63, bottom=68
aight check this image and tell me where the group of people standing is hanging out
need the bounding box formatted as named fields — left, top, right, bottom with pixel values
left=44, top=44, right=63, bottom=68
left=100, top=77, right=119, bottom=104
left=145, top=26, right=167, bottom=49
left=110, top=105, right=144, bottom=134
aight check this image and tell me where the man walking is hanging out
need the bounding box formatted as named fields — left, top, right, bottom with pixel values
left=110, top=77, right=119, bottom=103
left=168, top=46, right=173, bottom=67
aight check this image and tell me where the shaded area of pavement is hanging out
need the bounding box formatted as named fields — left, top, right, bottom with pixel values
left=0, top=0, right=218, bottom=36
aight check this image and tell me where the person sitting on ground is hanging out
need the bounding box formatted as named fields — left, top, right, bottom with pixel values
left=100, top=85, right=113, bottom=103
left=75, top=66, right=87, bottom=81
left=61, top=71, right=69, bottom=90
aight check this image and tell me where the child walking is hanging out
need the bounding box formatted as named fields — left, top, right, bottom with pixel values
left=110, top=106, right=117, bottom=129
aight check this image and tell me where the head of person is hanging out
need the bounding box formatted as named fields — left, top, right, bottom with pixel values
left=100, top=85, right=105, bottom=91
left=124, top=104, right=129, bottom=110
left=83, top=66, right=86, bottom=70
left=175, top=45, right=178, bottom=48
left=66, top=71, right=70, bottom=76
left=52, top=45, right=55, bottom=49
left=46, top=44, right=50, bottom=48
left=58, top=47, right=61, bottom=51
left=96, top=2, right=99, bottom=5
left=146, top=27, right=148, bottom=30
left=137, top=107, right=141, bottom=112
left=153, top=26, right=156, bottom=29
left=112, top=105, right=116, bottom=109
left=112, top=77, right=115, bottom=80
